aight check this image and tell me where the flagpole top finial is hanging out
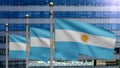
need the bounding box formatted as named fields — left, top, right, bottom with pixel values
left=25, top=14, right=29, bottom=18
left=49, top=2, right=54, bottom=7
left=5, top=23, right=8, bottom=26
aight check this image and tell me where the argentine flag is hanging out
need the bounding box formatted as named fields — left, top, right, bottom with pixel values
left=55, top=19, right=116, bottom=60
left=30, top=27, right=50, bottom=62
left=9, top=34, right=26, bottom=59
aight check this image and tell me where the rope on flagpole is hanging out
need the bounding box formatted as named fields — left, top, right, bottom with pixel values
left=49, top=2, right=54, bottom=68
left=25, top=14, right=29, bottom=68
left=6, top=23, right=8, bottom=68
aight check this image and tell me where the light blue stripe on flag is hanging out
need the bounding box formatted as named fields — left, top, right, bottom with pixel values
left=9, top=34, right=26, bottom=59
left=30, top=27, right=50, bottom=38
left=55, top=42, right=114, bottom=60
left=53, top=52, right=78, bottom=60
left=9, top=51, right=26, bottom=59
left=55, top=19, right=116, bottom=60
left=30, top=47, right=50, bottom=62
left=10, top=34, right=26, bottom=43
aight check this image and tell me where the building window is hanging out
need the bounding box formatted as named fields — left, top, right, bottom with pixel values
left=0, top=36, right=5, bottom=43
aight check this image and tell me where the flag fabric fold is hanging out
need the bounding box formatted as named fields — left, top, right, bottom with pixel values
left=9, top=34, right=26, bottom=59
left=55, top=19, right=116, bottom=60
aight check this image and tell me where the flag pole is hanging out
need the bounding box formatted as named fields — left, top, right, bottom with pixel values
left=119, top=48, right=120, bottom=68
left=6, top=23, right=8, bottom=68
left=49, top=2, right=54, bottom=68
left=25, top=14, right=29, bottom=68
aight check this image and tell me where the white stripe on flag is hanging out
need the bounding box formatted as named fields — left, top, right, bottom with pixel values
left=10, top=42, right=26, bottom=51
left=56, top=30, right=116, bottom=49
left=31, top=37, right=50, bottom=48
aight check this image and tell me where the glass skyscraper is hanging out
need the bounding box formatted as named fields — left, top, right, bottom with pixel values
left=0, top=0, right=120, bottom=68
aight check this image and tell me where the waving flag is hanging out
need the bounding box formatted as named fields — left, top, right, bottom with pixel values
left=9, top=34, right=26, bottom=59
left=30, top=27, right=50, bottom=62
left=55, top=19, right=116, bottom=60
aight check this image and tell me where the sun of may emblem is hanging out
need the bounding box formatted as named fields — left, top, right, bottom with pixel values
left=81, top=34, right=89, bottom=42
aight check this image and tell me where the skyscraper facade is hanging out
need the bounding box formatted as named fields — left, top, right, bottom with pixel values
left=0, top=0, right=119, bottom=68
